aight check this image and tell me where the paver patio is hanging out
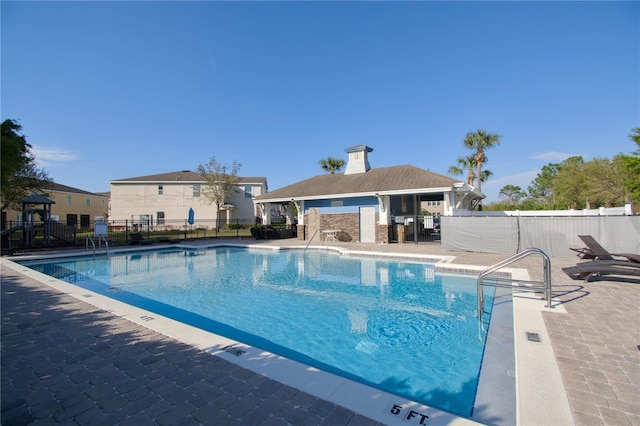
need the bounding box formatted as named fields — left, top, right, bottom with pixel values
left=2, top=240, right=638, bottom=425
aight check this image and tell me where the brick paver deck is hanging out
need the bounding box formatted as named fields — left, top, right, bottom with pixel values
left=2, top=240, right=639, bottom=425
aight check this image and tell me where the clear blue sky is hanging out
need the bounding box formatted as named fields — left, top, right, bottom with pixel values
left=2, top=1, right=638, bottom=203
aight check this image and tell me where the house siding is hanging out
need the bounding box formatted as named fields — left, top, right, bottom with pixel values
left=109, top=181, right=265, bottom=225
left=2, top=189, right=108, bottom=227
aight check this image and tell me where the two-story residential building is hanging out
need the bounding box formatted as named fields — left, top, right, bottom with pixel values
left=109, top=170, right=268, bottom=228
left=1, top=183, right=109, bottom=229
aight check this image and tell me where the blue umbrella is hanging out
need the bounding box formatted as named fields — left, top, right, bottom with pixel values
left=188, top=208, right=195, bottom=225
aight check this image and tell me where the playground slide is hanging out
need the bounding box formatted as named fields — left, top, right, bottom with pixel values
left=1, top=225, right=23, bottom=238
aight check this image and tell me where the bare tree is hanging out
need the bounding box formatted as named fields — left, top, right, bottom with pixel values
left=196, top=157, right=241, bottom=228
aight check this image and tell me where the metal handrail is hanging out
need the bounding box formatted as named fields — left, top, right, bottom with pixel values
left=86, top=235, right=96, bottom=254
left=304, top=228, right=320, bottom=252
left=477, top=247, right=552, bottom=321
left=86, top=235, right=109, bottom=256
left=100, top=236, right=109, bottom=255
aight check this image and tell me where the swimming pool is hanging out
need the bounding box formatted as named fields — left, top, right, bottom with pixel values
left=18, top=246, right=496, bottom=419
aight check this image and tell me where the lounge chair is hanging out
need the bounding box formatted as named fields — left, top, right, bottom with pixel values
left=158, top=237, right=181, bottom=244
left=570, top=235, right=640, bottom=263
left=129, top=232, right=154, bottom=245
left=562, top=260, right=640, bottom=282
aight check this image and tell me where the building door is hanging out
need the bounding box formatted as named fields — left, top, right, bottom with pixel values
left=359, top=206, right=376, bottom=243
left=66, top=214, right=78, bottom=227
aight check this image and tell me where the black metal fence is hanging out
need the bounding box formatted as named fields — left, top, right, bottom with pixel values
left=1, top=218, right=296, bottom=250
left=389, top=216, right=442, bottom=244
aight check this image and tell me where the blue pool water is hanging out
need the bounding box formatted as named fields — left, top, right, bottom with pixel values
left=20, top=247, right=495, bottom=417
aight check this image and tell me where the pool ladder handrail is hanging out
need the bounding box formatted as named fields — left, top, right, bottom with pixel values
left=477, top=247, right=552, bottom=321
left=304, top=228, right=320, bottom=252
left=86, top=235, right=109, bottom=256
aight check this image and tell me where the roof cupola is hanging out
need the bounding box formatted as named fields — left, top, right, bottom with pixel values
left=344, top=145, right=373, bottom=175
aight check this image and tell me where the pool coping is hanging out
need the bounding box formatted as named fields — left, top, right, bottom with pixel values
left=2, top=243, right=573, bottom=425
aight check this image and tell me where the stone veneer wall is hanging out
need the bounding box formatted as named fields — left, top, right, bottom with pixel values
left=297, top=212, right=391, bottom=244
left=296, top=224, right=306, bottom=241
left=377, top=223, right=391, bottom=244
left=319, top=213, right=358, bottom=243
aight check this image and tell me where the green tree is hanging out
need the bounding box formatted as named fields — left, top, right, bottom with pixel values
left=618, top=127, right=640, bottom=208
left=196, top=157, right=242, bottom=228
left=1, top=119, right=29, bottom=186
left=318, top=157, right=345, bottom=174
left=498, top=185, right=527, bottom=206
left=528, top=163, right=560, bottom=209
left=552, top=156, right=587, bottom=209
left=629, top=127, right=640, bottom=150
left=551, top=155, right=631, bottom=209
left=582, top=157, right=628, bottom=208
left=1, top=119, right=52, bottom=212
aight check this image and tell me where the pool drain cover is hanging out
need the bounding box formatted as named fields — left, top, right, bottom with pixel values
left=526, top=332, right=541, bottom=342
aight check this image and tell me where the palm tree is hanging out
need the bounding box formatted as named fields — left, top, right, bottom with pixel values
left=449, top=155, right=494, bottom=186
left=462, top=129, right=501, bottom=196
left=448, top=155, right=477, bottom=185
left=319, top=157, right=345, bottom=174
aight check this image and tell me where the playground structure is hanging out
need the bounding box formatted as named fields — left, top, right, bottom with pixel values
left=1, top=194, right=77, bottom=249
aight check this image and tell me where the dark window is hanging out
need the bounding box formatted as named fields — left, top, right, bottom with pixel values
left=66, top=214, right=78, bottom=227
left=80, top=215, right=90, bottom=228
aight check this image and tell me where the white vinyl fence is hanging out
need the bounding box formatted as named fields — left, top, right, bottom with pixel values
left=450, top=203, right=635, bottom=217
left=441, top=215, right=640, bottom=258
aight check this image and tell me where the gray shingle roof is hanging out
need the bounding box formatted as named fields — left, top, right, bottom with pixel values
left=111, top=171, right=267, bottom=185
left=50, top=182, right=106, bottom=196
left=255, top=165, right=461, bottom=201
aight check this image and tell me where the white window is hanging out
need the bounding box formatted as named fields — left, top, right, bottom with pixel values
left=244, top=185, right=252, bottom=198
left=86, top=198, right=91, bottom=206
left=66, top=195, right=72, bottom=205
left=157, top=212, right=165, bottom=225
left=193, top=184, right=201, bottom=197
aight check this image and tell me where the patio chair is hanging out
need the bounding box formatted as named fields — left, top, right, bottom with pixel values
left=562, top=259, right=640, bottom=282
left=570, top=235, right=640, bottom=263
left=129, top=232, right=154, bottom=245
left=158, top=237, right=181, bottom=244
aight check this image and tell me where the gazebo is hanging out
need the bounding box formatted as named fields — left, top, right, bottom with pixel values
left=21, top=194, right=55, bottom=246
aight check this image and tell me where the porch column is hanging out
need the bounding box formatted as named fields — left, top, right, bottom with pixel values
left=292, top=200, right=304, bottom=225
left=286, top=202, right=295, bottom=226
left=262, top=202, right=272, bottom=225
left=376, top=195, right=390, bottom=225
left=292, top=200, right=305, bottom=240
